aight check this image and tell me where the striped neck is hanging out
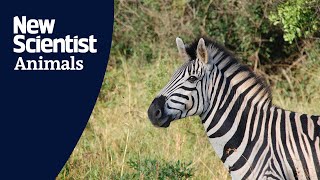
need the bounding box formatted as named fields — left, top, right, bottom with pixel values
left=199, top=51, right=273, bottom=169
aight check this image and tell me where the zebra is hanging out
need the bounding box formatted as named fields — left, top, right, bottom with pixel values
left=147, top=37, right=320, bottom=179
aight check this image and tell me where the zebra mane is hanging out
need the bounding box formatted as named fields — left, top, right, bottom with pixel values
left=185, top=37, right=272, bottom=101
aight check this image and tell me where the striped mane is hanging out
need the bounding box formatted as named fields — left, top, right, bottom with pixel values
left=185, top=37, right=272, bottom=102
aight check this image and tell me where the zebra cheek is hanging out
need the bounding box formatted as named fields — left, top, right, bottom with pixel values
left=185, top=102, right=192, bottom=110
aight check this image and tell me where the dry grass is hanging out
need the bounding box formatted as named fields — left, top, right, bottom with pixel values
left=57, top=44, right=320, bottom=179
left=57, top=47, right=231, bottom=179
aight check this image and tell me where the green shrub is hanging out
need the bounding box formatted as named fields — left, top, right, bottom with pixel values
left=269, top=0, right=319, bottom=43
left=120, top=158, right=194, bottom=180
left=111, top=0, right=319, bottom=73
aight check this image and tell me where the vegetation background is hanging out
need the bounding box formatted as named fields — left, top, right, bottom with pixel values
left=58, top=0, right=319, bottom=179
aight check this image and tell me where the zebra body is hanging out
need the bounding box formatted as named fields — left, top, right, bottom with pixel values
left=147, top=37, right=320, bottom=179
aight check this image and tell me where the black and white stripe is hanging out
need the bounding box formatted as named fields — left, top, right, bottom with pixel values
left=148, top=37, right=320, bottom=179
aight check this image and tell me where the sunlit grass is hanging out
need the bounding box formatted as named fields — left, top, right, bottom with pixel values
left=57, top=47, right=320, bottom=179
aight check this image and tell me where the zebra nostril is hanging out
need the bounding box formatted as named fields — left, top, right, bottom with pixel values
left=155, top=109, right=162, bottom=119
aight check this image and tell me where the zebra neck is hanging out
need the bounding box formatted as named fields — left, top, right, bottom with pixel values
left=199, top=72, right=272, bottom=162
left=200, top=99, right=273, bottom=176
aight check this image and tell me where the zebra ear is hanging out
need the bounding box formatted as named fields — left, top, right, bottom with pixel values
left=197, top=38, right=208, bottom=64
left=176, top=37, right=189, bottom=61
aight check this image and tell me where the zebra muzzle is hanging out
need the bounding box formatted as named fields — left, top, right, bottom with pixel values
left=147, top=95, right=171, bottom=127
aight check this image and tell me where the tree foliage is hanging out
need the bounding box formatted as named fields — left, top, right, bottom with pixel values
left=110, top=0, right=319, bottom=78
left=269, top=0, right=319, bottom=43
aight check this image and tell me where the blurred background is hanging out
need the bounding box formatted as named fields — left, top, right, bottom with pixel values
left=58, top=0, right=319, bottom=179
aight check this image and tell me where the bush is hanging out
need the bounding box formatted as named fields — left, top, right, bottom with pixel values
left=269, top=0, right=319, bottom=43
left=111, top=0, right=319, bottom=73
left=113, top=158, right=194, bottom=180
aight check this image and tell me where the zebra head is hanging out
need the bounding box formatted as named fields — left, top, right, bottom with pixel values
left=148, top=37, right=211, bottom=127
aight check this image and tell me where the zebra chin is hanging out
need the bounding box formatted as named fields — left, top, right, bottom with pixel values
left=151, top=116, right=172, bottom=128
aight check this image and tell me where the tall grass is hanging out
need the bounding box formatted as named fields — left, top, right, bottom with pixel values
left=57, top=0, right=319, bottom=179
left=57, top=45, right=320, bottom=179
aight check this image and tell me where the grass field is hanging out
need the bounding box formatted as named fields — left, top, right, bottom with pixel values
left=57, top=45, right=320, bottom=179
left=57, top=0, right=319, bottom=179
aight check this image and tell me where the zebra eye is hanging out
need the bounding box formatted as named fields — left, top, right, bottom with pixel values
left=187, top=76, right=198, bottom=83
